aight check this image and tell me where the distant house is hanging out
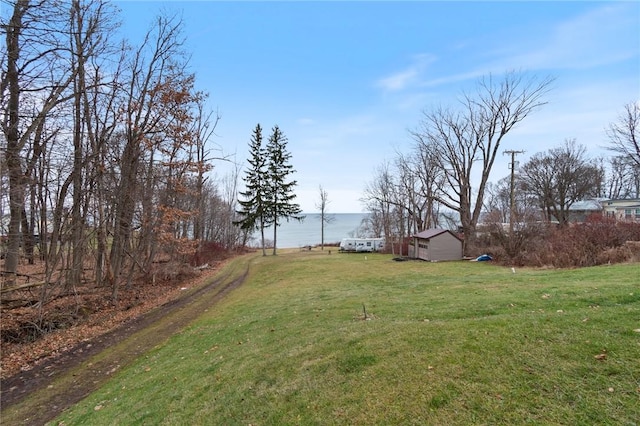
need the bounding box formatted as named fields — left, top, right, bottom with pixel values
left=602, top=198, right=640, bottom=222
left=567, top=199, right=604, bottom=222
left=545, top=198, right=639, bottom=224
left=409, top=229, right=463, bottom=261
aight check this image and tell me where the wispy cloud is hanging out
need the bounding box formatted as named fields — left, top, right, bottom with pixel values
left=297, top=117, right=315, bottom=126
left=495, top=3, right=639, bottom=71
left=375, top=54, right=437, bottom=92
left=418, top=70, right=488, bottom=90
left=381, top=3, right=638, bottom=95
left=503, top=75, right=637, bottom=160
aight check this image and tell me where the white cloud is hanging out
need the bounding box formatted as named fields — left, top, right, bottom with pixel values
left=375, top=53, right=437, bottom=92
left=419, top=69, right=488, bottom=90
left=498, top=75, right=638, bottom=170
left=377, top=68, right=420, bottom=92
left=387, top=4, right=638, bottom=96
left=494, top=3, right=639, bottom=71
left=297, top=117, right=315, bottom=126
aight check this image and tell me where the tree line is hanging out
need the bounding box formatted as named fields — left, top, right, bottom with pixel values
left=361, top=71, right=639, bottom=257
left=1, top=1, right=247, bottom=303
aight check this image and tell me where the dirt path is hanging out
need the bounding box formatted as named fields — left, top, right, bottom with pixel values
left=1, top=260, right=249, bottom=425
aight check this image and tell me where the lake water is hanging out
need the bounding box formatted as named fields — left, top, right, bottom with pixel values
left=251, top=213, right=369, bottom=248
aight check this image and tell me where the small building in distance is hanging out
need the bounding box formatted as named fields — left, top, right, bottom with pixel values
left=602, top=198, right=640, bottom=222
left=567, top=199, right=604, bottom=223
left=409, top=229, right=463, bottom=261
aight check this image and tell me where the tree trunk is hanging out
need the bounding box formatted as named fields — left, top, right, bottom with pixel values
left=3, top=0, right=27, bottom=283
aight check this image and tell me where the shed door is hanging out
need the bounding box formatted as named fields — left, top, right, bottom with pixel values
left=417, top=240, right=429, bottom=260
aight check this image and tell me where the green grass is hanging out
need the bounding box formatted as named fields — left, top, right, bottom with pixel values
left=52, top=252, right=639, bottom=425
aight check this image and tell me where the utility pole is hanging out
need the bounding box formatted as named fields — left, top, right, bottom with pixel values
left=504, top=150, right=525, bottom=235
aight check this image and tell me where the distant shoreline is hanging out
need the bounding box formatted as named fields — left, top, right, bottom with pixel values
left=252, top=213, right=369, bottom=248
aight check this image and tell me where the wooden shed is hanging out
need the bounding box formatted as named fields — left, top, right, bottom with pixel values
left=410, top=229, right=463, bottom=261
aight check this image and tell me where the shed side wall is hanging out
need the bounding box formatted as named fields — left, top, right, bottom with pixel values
left=429, top=233, right=462, bottom=261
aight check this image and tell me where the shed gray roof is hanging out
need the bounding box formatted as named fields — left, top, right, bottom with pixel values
left=412, top=228, right=462, bottom=241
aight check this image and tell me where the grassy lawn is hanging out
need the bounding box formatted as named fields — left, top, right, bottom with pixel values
left=52, top=251, right=639, bottom=425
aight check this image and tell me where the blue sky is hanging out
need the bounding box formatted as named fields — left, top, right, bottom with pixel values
left=115, top=1, right=640, bottom=213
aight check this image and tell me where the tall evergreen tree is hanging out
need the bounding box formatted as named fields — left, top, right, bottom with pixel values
left=235, top=124, right=270, bottom=256
left=265, top=125, right=304, bottom=254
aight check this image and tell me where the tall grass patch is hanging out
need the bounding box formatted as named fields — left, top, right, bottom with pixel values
left=54, top=252, right=640, bottom=425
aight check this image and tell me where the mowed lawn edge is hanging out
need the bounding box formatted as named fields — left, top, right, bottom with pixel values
left=52, top=251, right=640, bottom=425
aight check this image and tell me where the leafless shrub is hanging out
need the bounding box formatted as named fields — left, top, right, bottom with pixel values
left=596, top=246, right=633, bottom=264
left=477, top=216, right=640, bottom=267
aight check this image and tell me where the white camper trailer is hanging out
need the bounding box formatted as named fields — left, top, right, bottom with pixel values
left=339, top=238, right=385, bottom=253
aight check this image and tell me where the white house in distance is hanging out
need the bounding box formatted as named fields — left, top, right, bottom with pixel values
left=409, top=229, right=463, bottom=261
left=601, top=198, right=640, bottom=222
left=566, top=198, right=640, bottom=223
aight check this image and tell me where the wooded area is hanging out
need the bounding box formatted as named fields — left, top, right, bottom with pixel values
left=1, top=0, right=246, bottom=311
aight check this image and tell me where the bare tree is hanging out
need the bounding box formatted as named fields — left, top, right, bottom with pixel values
left=606, top=102, right=640, bottom=168
left=483, top=177, right=512, bottom=224
left=218, top=163, right=244, bottom=249
left=362, top=162, right=411, bottom=255
left=413, top=143, right=446, bottom=230
left=191, top=100, right=220, bottom=243
left=365, top=153, right=432, bottom=241
left=1, top=0, right=77, bottom=281
left=81, top=39, right=125, bottom=288
left=519, top=140, right=604, bottom=226
left=482, top=175, right=546, bottom=261
left=108, top=13, right=187, bottom=300
left=410, top=71, right=554, bottom=254
left=603, top=156, right=640, bottom=199
left=395, top=148, right=445, bottom=232
left=316, top=185, right=335, bottom=250
left=362, top=163, right=394, bottom=246
left=66, top=0, right=119, bottom=287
